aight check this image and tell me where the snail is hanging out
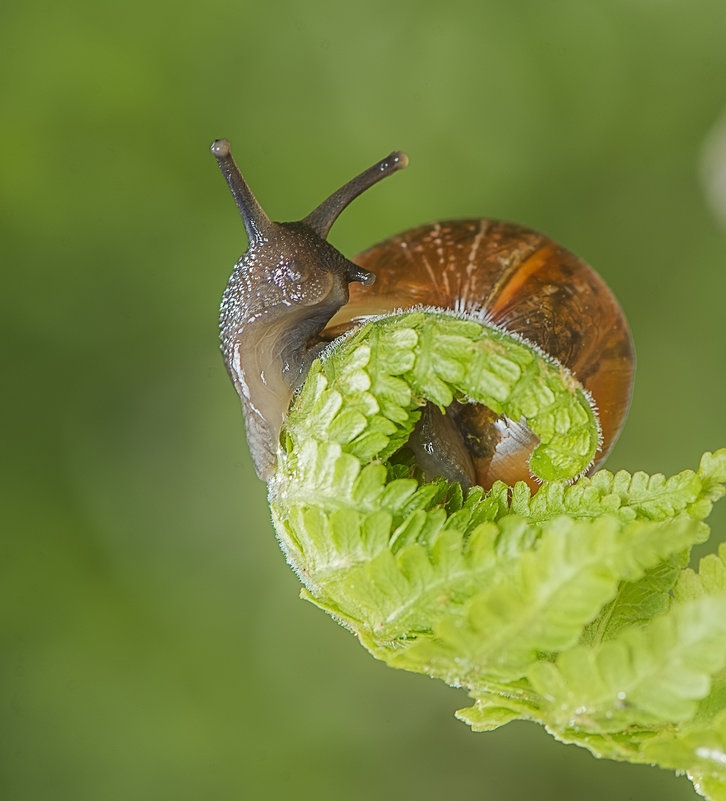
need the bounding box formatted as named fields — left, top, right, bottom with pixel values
left=212, top=140, right=634, bottom=490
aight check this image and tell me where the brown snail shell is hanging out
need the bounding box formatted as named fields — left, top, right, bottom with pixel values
left=321, top=220, right=634, bottom=490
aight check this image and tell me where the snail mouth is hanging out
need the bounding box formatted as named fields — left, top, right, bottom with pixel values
left=398, top=401, right=541, bottom=491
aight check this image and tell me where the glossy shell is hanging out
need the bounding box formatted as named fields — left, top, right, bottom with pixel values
left=322, top=219, right=635, bottom=489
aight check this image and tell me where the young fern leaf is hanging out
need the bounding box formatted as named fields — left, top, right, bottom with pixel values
left=266, top=311, right=726, bottom=801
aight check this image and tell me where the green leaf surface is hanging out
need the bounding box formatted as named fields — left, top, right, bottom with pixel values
left=267, top=311, right=726, bottom=801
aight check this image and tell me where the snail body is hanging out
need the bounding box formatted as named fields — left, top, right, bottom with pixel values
left=212, top=141, right=633, bottom=488
left=213, top=139, right=404, bottom=479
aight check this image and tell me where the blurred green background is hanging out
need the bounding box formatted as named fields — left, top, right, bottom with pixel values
left=3, top=1, right=726, bottom=799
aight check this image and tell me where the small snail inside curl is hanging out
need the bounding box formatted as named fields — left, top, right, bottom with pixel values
left=212, top=140, right=634, bottom=490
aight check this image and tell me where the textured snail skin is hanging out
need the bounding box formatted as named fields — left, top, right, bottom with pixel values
left=322, top=220, right=634, bottom=489
left=218, top=220, right=373, bottom=480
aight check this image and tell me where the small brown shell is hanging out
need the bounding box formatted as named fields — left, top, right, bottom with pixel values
left=322, top=219, right=634, bottom=489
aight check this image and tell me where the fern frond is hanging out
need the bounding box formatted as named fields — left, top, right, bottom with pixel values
left=267, top=311, right=726, bottom=800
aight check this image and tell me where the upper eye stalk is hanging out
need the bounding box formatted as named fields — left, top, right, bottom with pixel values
left=211, top=138, right=408, bottom=244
